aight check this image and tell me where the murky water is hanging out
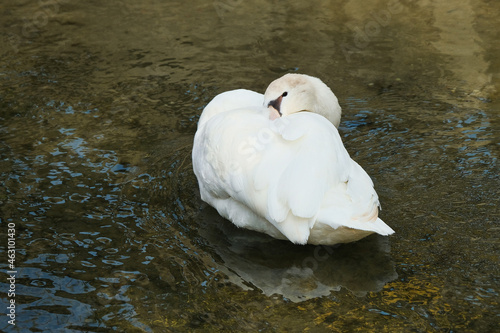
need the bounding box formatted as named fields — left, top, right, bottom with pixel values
left=1, top=0, right=499, bottom=331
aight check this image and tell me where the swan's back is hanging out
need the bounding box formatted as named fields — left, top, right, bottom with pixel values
left=198, top=89, right=263, bottom=127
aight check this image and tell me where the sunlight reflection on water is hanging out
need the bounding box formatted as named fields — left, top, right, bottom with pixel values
left=0, top=0, right=499, bottom=331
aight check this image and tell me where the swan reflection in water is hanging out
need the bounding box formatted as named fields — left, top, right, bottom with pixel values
left=198, top=206, right=397, bottom=302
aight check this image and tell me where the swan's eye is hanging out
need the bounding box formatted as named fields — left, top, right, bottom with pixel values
left=282, top=91, right=288, bottom=97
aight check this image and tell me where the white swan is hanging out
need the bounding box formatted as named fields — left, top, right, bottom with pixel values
left=192, top=74, right=394, bottom=245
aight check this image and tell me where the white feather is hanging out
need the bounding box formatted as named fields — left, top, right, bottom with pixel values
left=192, top=74, right=395, bottom=245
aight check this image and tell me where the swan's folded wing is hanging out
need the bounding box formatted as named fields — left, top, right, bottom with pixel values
left=263, top=113, right=393, bottom=239
left=262, top=113, right=351, bottom=221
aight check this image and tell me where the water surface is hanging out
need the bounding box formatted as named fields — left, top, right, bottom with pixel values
left=0, top=0, right=499, bottom=331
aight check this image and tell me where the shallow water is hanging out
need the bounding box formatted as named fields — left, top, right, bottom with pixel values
left=0, top=0, right=499, bottom=331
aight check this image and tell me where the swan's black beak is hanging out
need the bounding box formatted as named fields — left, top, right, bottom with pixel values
left=268, top=95, right=283, bottom=116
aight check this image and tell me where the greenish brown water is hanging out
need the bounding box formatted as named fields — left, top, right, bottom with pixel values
left=0, top=0, right=499, bottom=331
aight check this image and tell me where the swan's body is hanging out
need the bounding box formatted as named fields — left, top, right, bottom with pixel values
left=192, top=74, right=394, bottom=245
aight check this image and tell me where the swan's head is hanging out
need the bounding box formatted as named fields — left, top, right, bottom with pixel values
left=263, top=73, right=341, bottom=127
